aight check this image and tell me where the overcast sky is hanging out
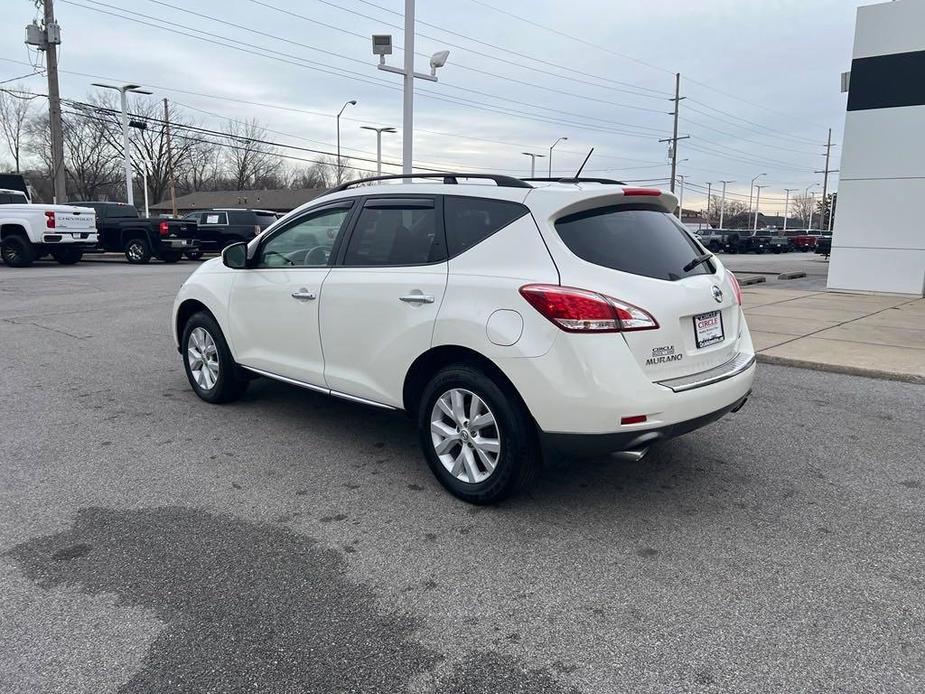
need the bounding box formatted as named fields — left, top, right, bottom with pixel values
left=1, top=0, right=875, bottom=212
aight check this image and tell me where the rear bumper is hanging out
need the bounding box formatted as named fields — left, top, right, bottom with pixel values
left=160, top=238, right=200, bottom=250
left=41, top=233, right=97, bottom=245
left=541, top=391, right=750, bottom=458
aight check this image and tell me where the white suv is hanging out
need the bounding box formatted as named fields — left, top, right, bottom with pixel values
left=172, top=174, right=755, bottom=503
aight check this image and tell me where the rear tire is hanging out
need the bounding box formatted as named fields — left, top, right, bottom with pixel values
left=418, top=364, right=538, bottom=504
left=51, top=247, right=83, bottom=264
left=125, top=237, right=151, bottom=264
left=185, top=250, right=204, bottom=260
left=0, top=235, right=34, bottom=267
left=181, top=311, right=248, bottom=404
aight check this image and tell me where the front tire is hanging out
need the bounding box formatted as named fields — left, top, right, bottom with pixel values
left=1, top=235, right=35, bottom=267
left=51, top=247, right=83, bottom=264
left=181, top=311, right=248, bottom=404
left=418, top=364, right=538, bottom=504
left=185, top=249, right=204, bottom=260
left=125, top=237, right=151, bottom=264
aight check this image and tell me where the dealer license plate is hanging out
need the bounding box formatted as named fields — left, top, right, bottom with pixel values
left=693, top=310, right=724, bottom=348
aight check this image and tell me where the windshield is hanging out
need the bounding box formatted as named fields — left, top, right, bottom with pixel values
left=554, top=205, right=714, bottom=281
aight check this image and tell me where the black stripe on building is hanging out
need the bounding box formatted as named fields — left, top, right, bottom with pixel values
left=847, top=50, right=925, bottom=111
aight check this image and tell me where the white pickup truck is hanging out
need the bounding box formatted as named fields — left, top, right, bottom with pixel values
left=0, top=188, right=98, bottom=267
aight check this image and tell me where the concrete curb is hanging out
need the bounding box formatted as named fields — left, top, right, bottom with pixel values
left=755, top=353, right=925, bottom=385
left=738, top=275, right=767, bottom=286
left=777, top=271, right=807, bottom=280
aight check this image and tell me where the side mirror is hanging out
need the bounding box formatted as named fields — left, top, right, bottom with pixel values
left=222, top=241, right=248, bottom=269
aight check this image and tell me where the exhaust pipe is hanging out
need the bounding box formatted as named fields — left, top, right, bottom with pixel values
left=612, top=447, right=649, bottom=463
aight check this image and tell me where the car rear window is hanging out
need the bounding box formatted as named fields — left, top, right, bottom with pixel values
left=444, top=196, right=528, bottom=257
left=554, top=205, right=714, bottom=281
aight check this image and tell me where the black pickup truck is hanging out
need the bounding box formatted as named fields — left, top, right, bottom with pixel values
left=724, top=230, right=774, bottom=254
left=181, top=208, right=279, bottom=258
left=75, top=201, right=200, bottom=263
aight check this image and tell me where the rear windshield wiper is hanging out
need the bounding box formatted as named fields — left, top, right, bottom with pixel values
left=683, top=253, right=713, bottom=273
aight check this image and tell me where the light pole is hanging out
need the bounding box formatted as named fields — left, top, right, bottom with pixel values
left=718, top=180, right=733, bottom=229
left=805, top=183, right=819, bottom=228
left=676, top=174, right=686, bottom=220
left=705, top=181, right=712, bottom=224
left=140, top=159, right=151, bottom=218
left=336, top=99, right=357, bottom=185
left=783, top=188, right=797, bottom=230
left=92, top=82, right=152, bottom=206
left=360, top=125, right=397, bottom=176
left=753, top=184, right=767, bottom=230
left=522, top=152, right=546, bottom=177
left=548, top=137, right=567, bottom=177
left=748, top=172, right=767, bottom=221
left=373, top=4, right=450, bottom=176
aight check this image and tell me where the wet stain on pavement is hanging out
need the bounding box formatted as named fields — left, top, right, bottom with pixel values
left=8, top=507, right=580, bottom=694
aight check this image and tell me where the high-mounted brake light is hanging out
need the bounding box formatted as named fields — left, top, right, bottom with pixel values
left=159, top=221, right=170, bottom=237
left=621, top=187, right=661, bottom=196
left=727, top=272, right=743, bottom=306
left=44, top=211, right=56, bottom=229
left=519, top=284, right=659, bottom=333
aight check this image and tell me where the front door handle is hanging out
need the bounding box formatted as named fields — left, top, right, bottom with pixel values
left=291, top=289, right=316, bottom=301
left=399, top=294, right=435, bottom=304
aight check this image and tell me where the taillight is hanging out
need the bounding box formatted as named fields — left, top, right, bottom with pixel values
left=159, top=221, right=169, bottom=237
left=728, top=272, right=743, bottom=305
left=622, top=187, right=661, bottom=196
left=519, top=284, right=659, bottom=333
left=45, top=211, right=56, bottom=229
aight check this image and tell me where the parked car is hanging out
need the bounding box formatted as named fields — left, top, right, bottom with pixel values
left=0, top=188, right=98, bottom=267
left=815, top=232, right=833, bottom=257
left=75, top=201, right=200, bottom=263
left=765, top=230, right=791, bottom=253
left=726, top=230, right=774, bottom=254
left=695, top=228, right=738, bottom=252
left=172, top=174, right=756, bottom=504
left=783, top=229, right=820, bottom=252
left=181, top=208, right=279, bottom=259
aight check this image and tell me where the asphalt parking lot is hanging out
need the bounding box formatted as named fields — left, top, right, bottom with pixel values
left=1, top=258, right=923, bottom=693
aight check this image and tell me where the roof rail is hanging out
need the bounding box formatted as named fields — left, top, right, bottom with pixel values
left=521, top=177, right=627, bottom=185
left=330, top=172, right=533, bottom=192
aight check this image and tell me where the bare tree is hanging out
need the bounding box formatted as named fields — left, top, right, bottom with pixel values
left=709, top=195, right=748, bottom=226
left=0, top=85, right=36, bottom=172
left=790, top=194, right=816, bottom=227
left=289, top=156, right=338, bottom=189
left=223, top=118, right=280, bottom=189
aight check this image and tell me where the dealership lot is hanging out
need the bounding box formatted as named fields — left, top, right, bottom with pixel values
left=1, top=261, right=922, bottom=693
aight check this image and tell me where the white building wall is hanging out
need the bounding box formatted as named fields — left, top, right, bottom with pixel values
left=827, top=0, right=925, bottom=296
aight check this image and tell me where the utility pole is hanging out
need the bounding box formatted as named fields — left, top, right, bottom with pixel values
left=718, top=180, right=733, bottom=228
left=658, top=73, right=688, bottom=194
left=163, top=98, right=177, bottom=216
left=783, top=188, right=797, bottom=230
left=40, top=0, right=66, bottom=202
left=819, top=128, right=833, bottom=230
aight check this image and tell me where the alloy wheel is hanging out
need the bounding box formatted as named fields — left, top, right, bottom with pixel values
left=430, top=388, right=501, bottom=484
left=187, top=327, right=220, bottom=390
left=127, top=241, right=144, bottom=261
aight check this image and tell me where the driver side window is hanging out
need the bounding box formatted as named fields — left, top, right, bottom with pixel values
left=257, top=205, right=352, bottom=268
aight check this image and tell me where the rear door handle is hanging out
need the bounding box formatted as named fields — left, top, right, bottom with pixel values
left=399, top=294, right=435, bottom=304
left=291, top=289, right=316, bottom=301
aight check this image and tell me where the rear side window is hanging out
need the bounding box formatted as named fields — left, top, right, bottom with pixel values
left=254, top=212, right=277, bottom=229
left=344, top=200, right=443, bottom=266
left=444, top=196, right=528, bottom=257
left=554, top=206, right=714, bottom=281
left=228, top=211, right=253, bottom=225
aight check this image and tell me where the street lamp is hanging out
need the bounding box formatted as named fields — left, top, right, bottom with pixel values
left=373, top=5, right=450, bottom=176
left=748, top=172, right=767, bottom=220
left=360, top=125, right=397, bottom=176
left=676, top=174, right=686, bottom=220
left=336, top=99, right=357, bottom=185
left=548, top=137, right=567, bottom=177
left=753, top=184, right=767, bottom=230
left=704, top=181, right=712, bottom=224
left=718, top=180, right=734, bottom=229
left=92, top=82, right=152, bottom=206
left=783, top=188, right=797, bottom=230
left=805, top=183, right=819, bottom=228
left=139, top=159, right=152, bottom=218
left=522, top=152, right=546, bottom=177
